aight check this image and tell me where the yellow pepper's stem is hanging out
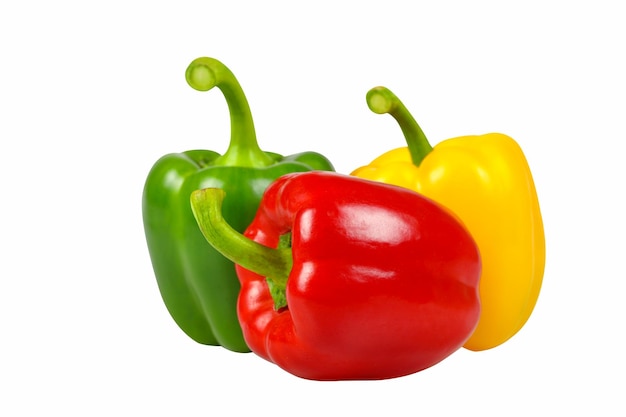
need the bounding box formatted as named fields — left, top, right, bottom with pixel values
left=366, top=87, right=433, bottom=166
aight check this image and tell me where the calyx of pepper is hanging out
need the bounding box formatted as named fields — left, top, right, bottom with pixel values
left=366, top=86, right=434, bottom=167
left=190, top=188, right=292, bottom=310
left=185, top=57, right=275, bottom=168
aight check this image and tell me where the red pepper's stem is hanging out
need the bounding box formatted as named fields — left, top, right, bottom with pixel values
left=366, top=86, right=433, bottom=166
left=186, top=57, right=274, bottom=167
left=190, top=188, right=292, bottom=310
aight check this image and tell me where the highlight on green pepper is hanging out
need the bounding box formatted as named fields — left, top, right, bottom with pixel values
left=142, top=57, right=334, bottom=353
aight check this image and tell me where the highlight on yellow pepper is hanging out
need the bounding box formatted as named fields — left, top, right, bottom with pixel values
left=351, top=87, right=545, bottom=351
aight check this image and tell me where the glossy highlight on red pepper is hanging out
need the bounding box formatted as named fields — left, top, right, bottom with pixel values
left=191, top=171, right=482, bottom=380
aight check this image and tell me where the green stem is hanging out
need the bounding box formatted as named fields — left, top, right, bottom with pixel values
left=366, top=86, right=433, bottom=166
left=186, top=57, right=274, bottom=167
left=190, top=188, right=292, bottom=310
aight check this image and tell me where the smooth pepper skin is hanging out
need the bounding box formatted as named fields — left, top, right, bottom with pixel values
left=142, top=57, right=334, bottom=352
left=351, top=87, right=545, bottom=351
left=190, top=171, right=481, bottom=380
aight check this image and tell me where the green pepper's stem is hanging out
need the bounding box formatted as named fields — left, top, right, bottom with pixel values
left=366, top=86, right=433, bottom=166
left=190, top=188, right=292, bottom=310
left=186, top=57, right=274, bottom=167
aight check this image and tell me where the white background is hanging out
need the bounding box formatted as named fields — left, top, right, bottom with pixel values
left=2, top=1, right=624, bottom=415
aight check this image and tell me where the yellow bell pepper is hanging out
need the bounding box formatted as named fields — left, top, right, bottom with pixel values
left=351, top=87, right=545, bottom=351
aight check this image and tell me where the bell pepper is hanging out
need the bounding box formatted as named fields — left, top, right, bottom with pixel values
left=351, top=86, right=545, bottom=351
left=190, top=171, right=481, bottom=380
left=142, top=57, right=334, bottom=352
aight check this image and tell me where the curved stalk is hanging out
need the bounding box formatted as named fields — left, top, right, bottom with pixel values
left=366, top=86, right=433, bottom=166
left=190, top=188, right=292, bottom=309
left=186, top=57, right=274, bottom=167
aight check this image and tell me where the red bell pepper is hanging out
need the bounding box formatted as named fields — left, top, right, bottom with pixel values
left=191, top=171, right=481, bottom=380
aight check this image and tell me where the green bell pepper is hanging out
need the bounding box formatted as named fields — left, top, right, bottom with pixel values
left=142, top=57, right=334, bottom=352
